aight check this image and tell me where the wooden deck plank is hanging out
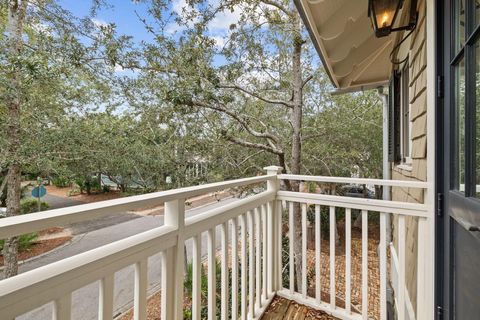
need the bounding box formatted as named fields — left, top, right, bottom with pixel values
left=261, top=296, right=339, bottom=320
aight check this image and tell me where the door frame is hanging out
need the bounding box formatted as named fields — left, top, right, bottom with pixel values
left=435, top=0, right=446, bottom=317
left=436, top=0, right=480, bottom=318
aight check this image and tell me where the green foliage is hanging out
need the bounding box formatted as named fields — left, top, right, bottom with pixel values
left=51, top=176, right=70, bottom=188
left=0, top=233, right=38, bottom=252
left=183, top=258, right=241, bottom=319
left=20, top=198, right=49, bottom=214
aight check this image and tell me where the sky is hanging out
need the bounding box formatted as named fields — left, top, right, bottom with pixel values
left=57, top=0, right=242, bottom=69
left=58, top=1, right=156, bottom=44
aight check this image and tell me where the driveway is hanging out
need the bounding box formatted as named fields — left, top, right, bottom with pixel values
left=16, top=197, right=239, bottom=320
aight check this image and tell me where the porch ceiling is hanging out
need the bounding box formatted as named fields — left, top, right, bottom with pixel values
left=295, top=0, right=395, bottom=90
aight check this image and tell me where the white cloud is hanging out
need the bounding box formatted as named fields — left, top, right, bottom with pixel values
left=207, top=7, right=242, bottom=32
left=31, top=22, right=51, bottom=35
left=165, top=22, right=185, bottom=35
left=91, top=18, right=109, bottom=29
left=171, top=0, right=188, bottom=15
left=114, top=64, right=125, bottom=72
left=211, top=35, right=226, bottom=49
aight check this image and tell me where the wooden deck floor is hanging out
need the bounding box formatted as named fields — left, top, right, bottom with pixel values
left=261, top=296, right=339, bottom=320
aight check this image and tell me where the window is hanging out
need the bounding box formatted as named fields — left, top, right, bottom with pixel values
left=451, top=0, right=480, bottom=198
left=388, top=62, right=411, bottom=166
left=400, top=61, right=411, bottom=164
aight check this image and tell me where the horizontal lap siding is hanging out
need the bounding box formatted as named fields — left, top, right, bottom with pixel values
left=391, top=0, right=427, bottom=315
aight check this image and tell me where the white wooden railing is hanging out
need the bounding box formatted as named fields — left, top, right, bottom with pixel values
left=0, top=167, right=431, bottom=320
left=276, top=174, right=429, bottom=320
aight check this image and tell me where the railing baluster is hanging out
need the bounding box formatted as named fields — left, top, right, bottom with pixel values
left=231, top=219, right=239, bottom=320
left=267, top=201, right=274, bottom=294
left=161, top=248, right=175, bottom=320
left=53, top=292, right=71, bottom=320
left=99, top=274, right=114, bottom=320
left=192, top=235, right=202, bottom=320
left=302, top=203, right=307, bottom=298
left=361, top=210, right=368, bottom=320
left=345, top=208, right=352, bottom=314
left=255, top=207, right=262, bottom=308
left=276, top=200, right=283, bottom=290
left=289, top=201, right=294, bottom=294
left=398, top=215, right=406, bottom=320
left=315, top=204, right=321, bottom=304
left=329, top=206, right=336, bottom=309
left=380, top=212, right=387, bottom=320
left=134, top=258, right=148, bottom=320
left=240, top=214, right=247, bottom=320
left=208, top=227, right=216, bottom=320
left=248, top=210, right=255, bottom=318
left=221, top=222, right=229, bottom=320
left=261, top=204, right=268, bottom=302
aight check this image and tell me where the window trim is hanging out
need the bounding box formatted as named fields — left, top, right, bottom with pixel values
left=399, top=59, right=412, bottom=165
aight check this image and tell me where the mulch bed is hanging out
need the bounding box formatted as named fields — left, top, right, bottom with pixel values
left=120, top=292, right=161, bottom=320
left=304, top=220, right=381, bottom=320
left=0, top=236, right=72, bottom=266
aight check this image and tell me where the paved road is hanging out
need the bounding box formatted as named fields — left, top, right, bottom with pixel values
left=28, top=193, right=146, bottom=235
left=17, top=197, right=239, bottom=320
left=40, top=194, right=84, bottom=210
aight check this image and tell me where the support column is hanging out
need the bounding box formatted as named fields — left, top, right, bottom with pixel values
left=163, top=198, right=185, bottom=320
left=264, top=166, right=282, bottom=293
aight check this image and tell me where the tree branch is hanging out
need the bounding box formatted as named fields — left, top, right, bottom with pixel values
left=226, top=136, right=283, bottom=155
left=302, top=74, right=314, bottom=89
left=219, top=84, right=293, bottom=108
left=191, top=100, right=280, bottom=143
left=259, top=0, right=292, bottom=17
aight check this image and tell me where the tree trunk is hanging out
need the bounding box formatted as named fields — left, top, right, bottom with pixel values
left=290, top=10, right=304, bottom=293
left=3, top=0, right=26, bottom=279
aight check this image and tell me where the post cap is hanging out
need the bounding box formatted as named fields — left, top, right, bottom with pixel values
left=263, top=166, right=283, bottom=174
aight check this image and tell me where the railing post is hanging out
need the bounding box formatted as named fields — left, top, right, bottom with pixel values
left=417, top=215, right=433, bottom=320
left=162, top=198, right=185, bottom=320
left=264, top=165, right=282, bottom=293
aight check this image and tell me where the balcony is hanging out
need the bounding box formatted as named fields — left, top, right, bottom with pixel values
left=0, top=167, right=430, bottom=320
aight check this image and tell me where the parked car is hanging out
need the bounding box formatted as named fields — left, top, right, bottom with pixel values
left=340, top=185, right=375, bottom=198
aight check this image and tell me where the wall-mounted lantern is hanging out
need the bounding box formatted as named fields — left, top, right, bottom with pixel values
left=368, top=0, right=418, bottom=38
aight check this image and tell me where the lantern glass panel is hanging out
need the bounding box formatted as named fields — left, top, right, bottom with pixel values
left=373, top=0, right=400, bottom=28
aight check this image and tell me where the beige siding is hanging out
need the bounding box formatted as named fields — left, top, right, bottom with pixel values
left=391, top=0, right=427, bottom=314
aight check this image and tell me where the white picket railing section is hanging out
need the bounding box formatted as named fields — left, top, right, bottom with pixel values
left=276, top=174, right=429, bottom=320
left=0, top=167, right=430, bottom=320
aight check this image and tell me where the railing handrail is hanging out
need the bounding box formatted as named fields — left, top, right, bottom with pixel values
left=184, top=190, right=275, bottom=239
left=279, top=174, right=428, bottom=189
left=0, top=175, right=274, bottom=239
left=0, top=225, right=178, bottom=319
left=277, top=191, right=429, bottom=217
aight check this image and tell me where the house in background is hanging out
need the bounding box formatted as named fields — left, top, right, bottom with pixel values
left=0, top=1, right=477, bottom=320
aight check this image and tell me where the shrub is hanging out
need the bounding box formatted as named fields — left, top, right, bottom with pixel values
left=0, top=233, right=38, bottom=251
left=52, top=176, right=70, bottom=188
left=67, top=185, right=81, bottom=197
left=20, top=198, right=49, bottom=214
left=0, top=194, right=44, bottom=254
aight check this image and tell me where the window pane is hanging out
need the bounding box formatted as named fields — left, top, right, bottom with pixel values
left=476, top=0, right=480, bottom=27
left=476, top=41, right=480, bottom=197
left=455, top=0, right=466, bottom=52
left=455, top=58, right=466, bottom=192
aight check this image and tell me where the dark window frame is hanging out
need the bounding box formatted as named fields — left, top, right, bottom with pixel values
left=400, top=59, right=411, bottom=163
left=451, top=0, right=480, bottom=198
